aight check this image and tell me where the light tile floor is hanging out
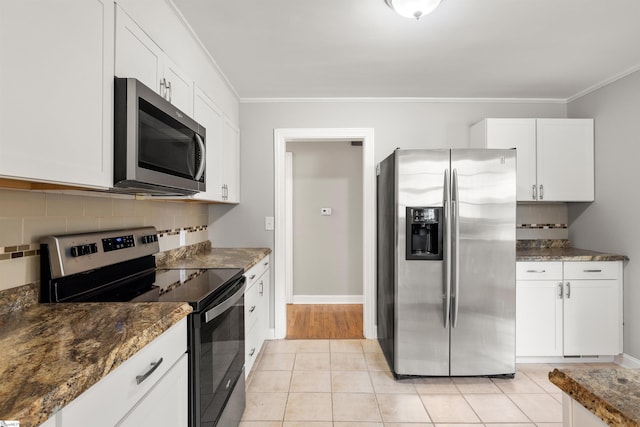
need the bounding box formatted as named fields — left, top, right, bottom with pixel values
left=241, top=339, right=615, bottom=427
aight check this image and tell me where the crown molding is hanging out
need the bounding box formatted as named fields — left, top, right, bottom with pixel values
left=240, top=96, right=568, bottom=104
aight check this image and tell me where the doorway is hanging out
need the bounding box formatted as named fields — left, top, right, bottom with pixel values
left=273, top=128, right=376, bottom=339
left=285, top=141, right=363, bottom=339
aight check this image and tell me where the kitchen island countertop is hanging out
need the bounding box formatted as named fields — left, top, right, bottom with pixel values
left=549, top=367, right=640, bottom=426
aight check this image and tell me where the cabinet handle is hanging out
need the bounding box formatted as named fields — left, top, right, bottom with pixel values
left=135, top=357, right=163, bottom=385
left=249, top=347, right=256, bottom=357
left=526, top=269, right=546, bottom=273
left=565, top=282, right=571, bottom=299
left=248, top=274, right=256, bottom=280
left=532, top=185, right=537, bottom=200
left=259, top=280, right=264, bottom=296
left=249, top=305, right=256, bottom=313
left=160, top=78, right=166, bottom=98
left=557, top=283, right=563, bottom=298
left=264, top=261, right=269, bottom=267
left=166, top=80, right=172, bottom=102
left=539, top=184, right=544, bottom=200
left=583, top=269, right=602, bottom=273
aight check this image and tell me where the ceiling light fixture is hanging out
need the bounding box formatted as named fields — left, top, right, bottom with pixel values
left=385, top=0, right=442, bottom=20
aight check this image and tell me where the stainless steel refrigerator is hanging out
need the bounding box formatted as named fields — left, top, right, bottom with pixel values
left=377, top=149, right=516, bottom=377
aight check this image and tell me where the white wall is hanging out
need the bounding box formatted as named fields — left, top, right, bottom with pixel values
left=287, top=141, right=363, bottom=298
left=211, top=100, right=567, bottom=248
left=567, top=70, right=640, bottom=359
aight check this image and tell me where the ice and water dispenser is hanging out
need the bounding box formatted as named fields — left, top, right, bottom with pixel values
left=405, top=207, right=443, bottom=260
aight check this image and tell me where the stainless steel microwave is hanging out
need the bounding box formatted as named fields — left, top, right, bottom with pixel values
left=114, top=77, right=206, bottom=195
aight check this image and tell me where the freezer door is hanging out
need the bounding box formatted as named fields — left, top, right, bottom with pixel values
left=395, top=149, right=450, bottom=376
left=449, top=149, right=516, bottom=376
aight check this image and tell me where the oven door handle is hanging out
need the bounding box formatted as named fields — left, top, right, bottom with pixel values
left=205, top=280, right=246, bottom=323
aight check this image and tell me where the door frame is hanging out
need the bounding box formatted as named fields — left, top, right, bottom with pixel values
left=273, top=128, right=376, bottom=339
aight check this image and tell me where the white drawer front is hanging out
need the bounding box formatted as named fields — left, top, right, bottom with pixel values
left=244, top=279, right=262, bottom=333
left=516, top=262, right=563, bottom=280
left=244, top=254, right=270, bottom=289
left=563, top=261, right=620, bottom=280
left=60, top=318, right=187, bottom=427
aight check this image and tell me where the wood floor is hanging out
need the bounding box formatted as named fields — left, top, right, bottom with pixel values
left=286, top=304, right=363, bottom=339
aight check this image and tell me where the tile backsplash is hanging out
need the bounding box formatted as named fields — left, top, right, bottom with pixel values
left=0, top=188, right=210, bottom=291
left=516, top=203, right=568, bottom=240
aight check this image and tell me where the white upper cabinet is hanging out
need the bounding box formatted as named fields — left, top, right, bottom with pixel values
left=536, top=119, right=594, bottom=202
left=0, top=0, right=114, bottom=188
left=115, top=5, right=193, bottom=115
left=221, top=118, right=240, bottom=203
left=471, top=118, right=594, bottom=202
left=192, top=85, right=224, bottom=202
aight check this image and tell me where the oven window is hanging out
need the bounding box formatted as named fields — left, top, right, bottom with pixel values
left=199, top=291, right=245, bottom=426
left=138, top=98, right=198, bottom=180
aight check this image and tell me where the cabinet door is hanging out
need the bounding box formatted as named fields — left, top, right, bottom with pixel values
left=563, top=279, right=620, bottom=356
left=221, top=117, right=240, bottom=203
left=116, top=354, right=188, bottom=427
left=0, top=0, right=113, bottom=188
left=192, top=85, right=223, bottom=201
left=536, top=119, right=594, bottom=202
left=485, top=119, right=537, bottom=201
left=516, top=280, right=563, bottom=357
left=115, top=5, right=162, bottom=94
left=163, top=57, right=193, bottom=115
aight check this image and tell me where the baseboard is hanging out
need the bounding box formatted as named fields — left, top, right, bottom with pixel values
left=292, top=295, right=364, bottom=304
left=615, top=353, right=640, bottom=368
left=266, top=328, right=276, bottom=341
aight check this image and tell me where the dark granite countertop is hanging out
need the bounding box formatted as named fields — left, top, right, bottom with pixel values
left=0, top=284, right=191, bottom=427
left=549, top=367, right=640, bottom=426
left=160, top=247, right=272, bottom=271
left=516, top=240, right=627, bottom=262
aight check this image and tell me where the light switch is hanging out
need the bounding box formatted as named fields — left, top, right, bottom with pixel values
left=321, top=207, right=332, bottom=216
left=265, top=216, right=275, bottom=230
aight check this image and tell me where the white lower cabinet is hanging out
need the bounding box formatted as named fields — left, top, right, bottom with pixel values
left=117, top=354, right=188, bottom=427
left=516, top=261, right=622, bottom=358
left=562, top=393, right=608, bottom=427
left=55, top=318, right=188, bottom=427
left=244, top=254, right=271, bottom=376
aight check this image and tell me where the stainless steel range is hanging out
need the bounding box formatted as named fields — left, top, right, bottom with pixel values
left=40, top=227, right=245, bottom=427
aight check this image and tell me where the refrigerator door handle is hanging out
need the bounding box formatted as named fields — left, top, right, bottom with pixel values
left=451, top=168, right=460, bottom=328
left=443, top=168, right=451, bottom=328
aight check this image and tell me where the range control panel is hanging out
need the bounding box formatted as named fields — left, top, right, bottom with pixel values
left=41, top=227, right=161, bottom=278
left=102, top=234, right=135, bottom=252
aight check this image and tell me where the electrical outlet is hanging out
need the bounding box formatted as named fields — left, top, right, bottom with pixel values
left=265, top=216, right=275, bottom=230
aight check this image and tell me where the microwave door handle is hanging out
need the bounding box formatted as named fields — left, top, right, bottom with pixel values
left=194, top=134, right=206, bottom=181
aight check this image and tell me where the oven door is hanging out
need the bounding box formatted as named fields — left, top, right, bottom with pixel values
left=191, top=277, right=246, bottom=427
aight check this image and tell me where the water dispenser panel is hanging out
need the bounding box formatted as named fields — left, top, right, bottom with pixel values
left=406, top=207, right=443, bottom=260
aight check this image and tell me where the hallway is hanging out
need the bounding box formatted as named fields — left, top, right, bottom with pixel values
left=286, top=304, right=363, bottom=339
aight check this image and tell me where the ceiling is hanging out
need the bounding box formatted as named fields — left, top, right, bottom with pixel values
left=171, top=0, right=640, bottom=100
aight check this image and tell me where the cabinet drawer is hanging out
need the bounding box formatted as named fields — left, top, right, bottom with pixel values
left=244, top=278, right=263, bottom=332
left=60, top=318, right=187, bottom=427
left=563, top=261, right=620, bottom=280
left=244, top=254, right=270, bottom=289
left=516, top=262, right=562, bottom=280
